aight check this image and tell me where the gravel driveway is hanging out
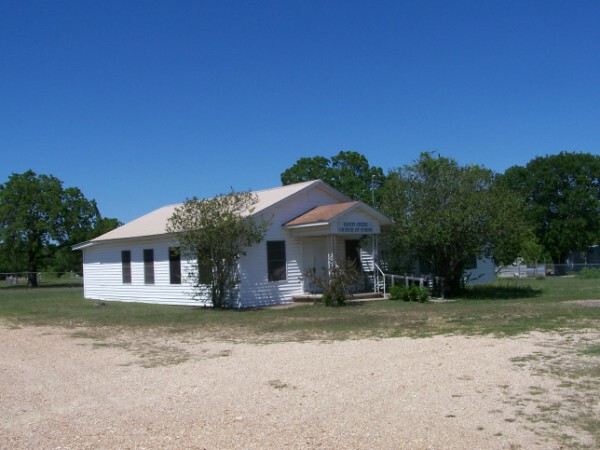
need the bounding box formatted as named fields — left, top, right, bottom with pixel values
left=1, top=323, right=598, bottom=449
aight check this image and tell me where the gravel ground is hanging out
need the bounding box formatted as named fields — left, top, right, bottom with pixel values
left=1, top=323, right=597, bottom=449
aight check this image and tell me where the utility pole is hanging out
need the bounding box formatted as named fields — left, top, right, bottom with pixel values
left=371, top=174, right=375, bottom=206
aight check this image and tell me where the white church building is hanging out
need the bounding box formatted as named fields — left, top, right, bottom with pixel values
left=74, top=180, right=392, bottom=308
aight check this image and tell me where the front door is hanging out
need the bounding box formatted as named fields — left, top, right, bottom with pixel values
left=345, top=239, right=368, bottom=292
left=345, top=239, right=361, bottom=271
left=302, top=237, right=329, bottom=293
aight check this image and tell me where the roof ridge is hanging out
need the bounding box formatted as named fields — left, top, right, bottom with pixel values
left=249, top=179, right=319, bottom=194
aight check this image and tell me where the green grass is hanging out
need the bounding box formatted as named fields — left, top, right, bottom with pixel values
left=0, top=276, right=598, bottom=340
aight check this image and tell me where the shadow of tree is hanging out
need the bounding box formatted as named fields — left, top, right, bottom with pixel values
left=460, top=284, right=542, bottom=300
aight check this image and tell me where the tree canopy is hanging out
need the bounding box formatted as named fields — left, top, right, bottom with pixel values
left=382, top=153, right=529, bottom=295
left=166, top=190, right=269, bottom=308
left=0, top=170, right=119, bottom=285
left=281, top=151, right=385, bottom=205
left=501, top=152, right=600, bottom=265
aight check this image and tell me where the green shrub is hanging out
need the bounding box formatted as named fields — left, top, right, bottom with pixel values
left=389, top=284, right=429, bottom=302
left=578, top=268, right=600, bottom=279
left=408, top=285, right=430, bottom=302
left=389, top=285, right=406, bottom=301
left=417, top=286, right=430, bottom=303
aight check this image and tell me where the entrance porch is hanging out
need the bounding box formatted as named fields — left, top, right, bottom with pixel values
left=283, top=201, right=391, bottom=296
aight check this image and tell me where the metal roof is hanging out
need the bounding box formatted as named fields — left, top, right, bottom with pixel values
left=74, top=180, right=348, bottom=248
left=284, top=202, right=360, bottom=226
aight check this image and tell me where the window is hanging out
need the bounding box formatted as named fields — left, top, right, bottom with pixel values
left=197, top=253, right=212, bottom=285
left=267, top=241, right=286, bottom=281
left=464, top=255, right=478, bottom=270
left=121, top=250, right=131, bottom=284
left=144, top=249, right=155, bottom=284
left=169, top=247, right=181, bottom=284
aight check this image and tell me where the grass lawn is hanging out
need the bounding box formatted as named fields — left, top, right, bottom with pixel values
left=0, top=276, right=598, bottom=340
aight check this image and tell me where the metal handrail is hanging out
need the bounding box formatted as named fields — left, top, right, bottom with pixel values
left=373, top=262, right=386, bottom=295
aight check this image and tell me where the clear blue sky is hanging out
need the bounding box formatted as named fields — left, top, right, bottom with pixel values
left=2, top=0, right=599, bottom=223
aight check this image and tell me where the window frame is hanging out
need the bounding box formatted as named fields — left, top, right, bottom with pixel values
left=267, top=240, right=287, bottom=282
left=169, top=247, right=182, bottom=285
left=197, top=253, right=213, bottom=285
left=464, top=255, right=478, bottom=270
left=143, top=249, right=155, bottom=285
left=121, top=250, right=132, bottom=284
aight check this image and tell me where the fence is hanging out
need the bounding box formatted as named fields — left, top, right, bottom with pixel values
left=382, top=273, right=446, bottom=299
left=0, top=272, right=83, bottom=287
left=497, top=263, right=600, bottom=278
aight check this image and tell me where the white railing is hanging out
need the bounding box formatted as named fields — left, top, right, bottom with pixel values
left=373, top=263, right=386, bottom=295
left=377, top=273, right=446, bottom=299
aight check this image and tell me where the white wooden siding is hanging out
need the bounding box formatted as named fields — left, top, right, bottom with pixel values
left=80, top=184, right=384, bottom=307
left=465, top=258, right=496, bottom=285
left=82, top=238, right=202, bottom=306
left=234, top=187, right=342, bottom=307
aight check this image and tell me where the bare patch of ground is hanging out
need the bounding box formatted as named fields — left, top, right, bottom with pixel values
left=566, top=300, right=600, bottom=308
left=1, top=323, right=598, bottom=449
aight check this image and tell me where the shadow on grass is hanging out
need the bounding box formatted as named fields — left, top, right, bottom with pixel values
left=459, top=284, right=542, bottom=300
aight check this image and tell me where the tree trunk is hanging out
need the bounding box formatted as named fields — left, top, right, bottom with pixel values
left=445, top=272, right=464, bottom=297
left=552, top=254, right=568, bottom=276
left=27, top=250, right=38, bottom=288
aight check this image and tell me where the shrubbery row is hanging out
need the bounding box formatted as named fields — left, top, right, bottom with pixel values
left=389, top=284, right=429, bottom=302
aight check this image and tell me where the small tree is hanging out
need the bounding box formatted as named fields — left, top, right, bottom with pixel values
left=303, top=260, right=361, bottom=306
left=166, top=190, right=269, bottom=308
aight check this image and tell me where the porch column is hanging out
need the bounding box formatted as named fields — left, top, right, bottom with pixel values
left=373, top=234, right=378, bottom=266
left=372, top=233, right=379, bottom=293
left=327, top=234, right=337, bottom=275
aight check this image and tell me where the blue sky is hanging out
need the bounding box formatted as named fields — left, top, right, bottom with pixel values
left=2, top=0, right=599, bottom=223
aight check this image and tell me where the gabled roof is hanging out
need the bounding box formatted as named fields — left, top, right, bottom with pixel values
left=284, top=200, right=392, bottom=229
left=73, top=180, right=351, bottom=248
left=285, top=202, right=360, bottom=226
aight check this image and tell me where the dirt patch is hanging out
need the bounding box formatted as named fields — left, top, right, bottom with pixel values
left=1, top=323, right=598, bottom=449
left=566, top=300, right=600, bottom=308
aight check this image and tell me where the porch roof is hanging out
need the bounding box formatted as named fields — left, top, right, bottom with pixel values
left=284, top=202, right=359, bottom=227
left=284, top=201, right=392, bottom=235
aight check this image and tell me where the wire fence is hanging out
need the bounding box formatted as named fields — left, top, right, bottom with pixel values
left=497, top=263, right=600, bottom=278
left=0, top=272, right=83, bottom=287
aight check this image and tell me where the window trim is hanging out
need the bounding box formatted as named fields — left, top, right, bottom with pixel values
left=464, top=255, right=478, bottom=270
left=267, top=240, right=287, bottom=282
left=143, top=249, right=155, bottom=285
left=169, top=247, right=181, bottom=285
left=197, top=253, right=213, bottom=285
left=121, top=250, right=131, bottom=284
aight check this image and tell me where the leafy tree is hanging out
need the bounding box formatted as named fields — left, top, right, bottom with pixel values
left=280, top=156, right=331, bottom=185
left=91, top=217, right=122, bottom=237
left=166, top=190, right=269, bottom=308
left=502, top=152, right=600, bottom=266
left=0, top=170, right=117, bottom=285
left=382, top=153, right=529, bottom=295
left=281, top=151, right=386, bottom=205
left=49, top=217, right=122, bottom=275
left=519, top=234, right=550, bottom=266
